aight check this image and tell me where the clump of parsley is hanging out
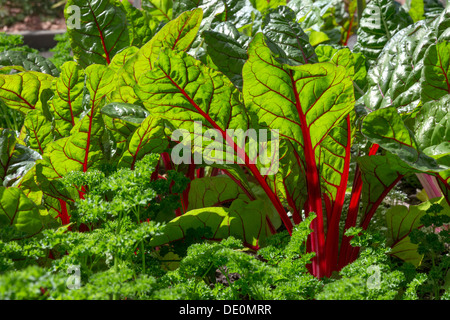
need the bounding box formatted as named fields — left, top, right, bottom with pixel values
left=409, top=203, right=450, bottom=299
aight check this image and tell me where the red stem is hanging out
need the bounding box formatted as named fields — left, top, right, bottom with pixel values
left=343, top=8, right=357, bottom=46
left=161, top=152, right=173, bottom=171
left=290, top=72, right=325, bottom=277
left=338, top=143, right=379, bottom=270
left=161, top=69, right=293, bottom=235
left=182, top=161, right=196, bottom=212
left=324, top=115, right=352, bottom=277
left=57, top=198, right=71, bottom=227
left=197, top=167, right=205, bottom=178
left=347, top=173, right=404, bottom=263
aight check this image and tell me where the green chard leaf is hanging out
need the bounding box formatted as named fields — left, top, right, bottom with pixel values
left=0, top=186, right=43, bottom=239
left=122, top=0, right=156, bottom=47
left=112, top=8, right=203, bottom=104
left=101, top=102, right=149, bottom=125
left=65, top=0, right=130, bottom=67
left=135, top=48, right=250, bottom=161
left=0, top=71, right=53, bottom=115
left=354, top=0, right=413, bottom=65
left=386, top=197, right=450, bottom=266
left=414, top=96, right=450, bottom=204
left=143, top=0, right=173, bottom=22
left=150, top=199, right=273, bottom=249
left=23, top=109, right=54, bottom=154
left=202, top=23, right=250, bottom=89
left=243, top=33, right=354, bottom=218
left=48, top=61, right=87, bottom=139
left=37, top=64, right=114, bottom=202
left=421, top=41, right=450, bottom=103
left=363, top=21, right=435, bottom=113
left=187, top=175, right=251, bottom=211
left=262, top=5, right=318, bottom=66
left=0, top=51, right=60, bottom=76
left=117, top=116, right=168, bottom=170
left=362, top=106, right=444, bottom=172
left=0, top=129, right=41, bottom=187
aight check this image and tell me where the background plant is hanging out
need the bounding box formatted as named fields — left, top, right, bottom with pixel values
left=0, top=0, right=449, bottom=300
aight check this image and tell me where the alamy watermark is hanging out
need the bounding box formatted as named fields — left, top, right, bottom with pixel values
left=65, top=1, right=141, bottom=30
left=66, top=5, right=81, bottom=30
left=366, top=265, right=381, bottom=290
left=171, top=122, right=280, bottom=175
left=66, top=265, right=81, bottom=290
left=361, top=6, right=381, bottom=30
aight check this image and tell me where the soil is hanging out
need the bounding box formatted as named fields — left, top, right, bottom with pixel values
left=1, top=14, right=66, bottom=33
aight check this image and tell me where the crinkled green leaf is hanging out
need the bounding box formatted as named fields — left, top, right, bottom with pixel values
left=362, top=106, right=443, bottom=172
left=0, top=186, right=43, bottom=238
left=0, top=51, right=60, bottom=76
left=102, top=102, right=149, bottom=124
left=421, top=41, right=450, bottom=103
left=262, top=5, right=317, bottom=65
left=386, top=197, right=450, bottom=266
left=202, top=24, right=249, bottom=89
left=287, top=0, right=314, bottom=21
left=48, top=61, right=87, bottom=139
left=363, top=8, right=450, bottom=113
left=23, top=109, right=54, bottom=154
left=414, top=96, right=450, bottom=203
left=65, top=0, right=130, bottom=67
left=0, top=71, right=53, bottom=114
left=243, top=33, right=354, bottom=215
left=363, top=22, right=434, bottom=113
left=122, top=0, right=156, bottom=47
left=113, top=8, right=203, bottom=104
left=118, top=116, right=168, bottom=169
left=414, top=95, right=450, bottom=153
left=150, top=199, right=272, bottom=249
left=354, top=0, right=413, bottom=65
left=143, top=0, right=173, bottom=22
left=0, top=129, right=41, bottom=187
left=434, top=6, right=450, bottom=41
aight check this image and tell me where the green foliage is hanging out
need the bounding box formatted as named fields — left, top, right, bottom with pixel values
left=317, top=228, right=424, bottom=300
left=157, top=215, right=321, bottom=300
left=48, top=33, right=74, bottom=69
left=409, top=202, right=450, bottom=299
left=0, top=0, right=450, bottom=301
left=0, top=33, right=38, bottom=55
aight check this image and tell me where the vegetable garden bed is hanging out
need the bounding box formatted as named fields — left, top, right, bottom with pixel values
left=0, top=0, right=449, bottom=302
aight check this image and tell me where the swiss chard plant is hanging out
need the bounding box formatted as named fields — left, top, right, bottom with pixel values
left=0, top=0, right=449, bottom=288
